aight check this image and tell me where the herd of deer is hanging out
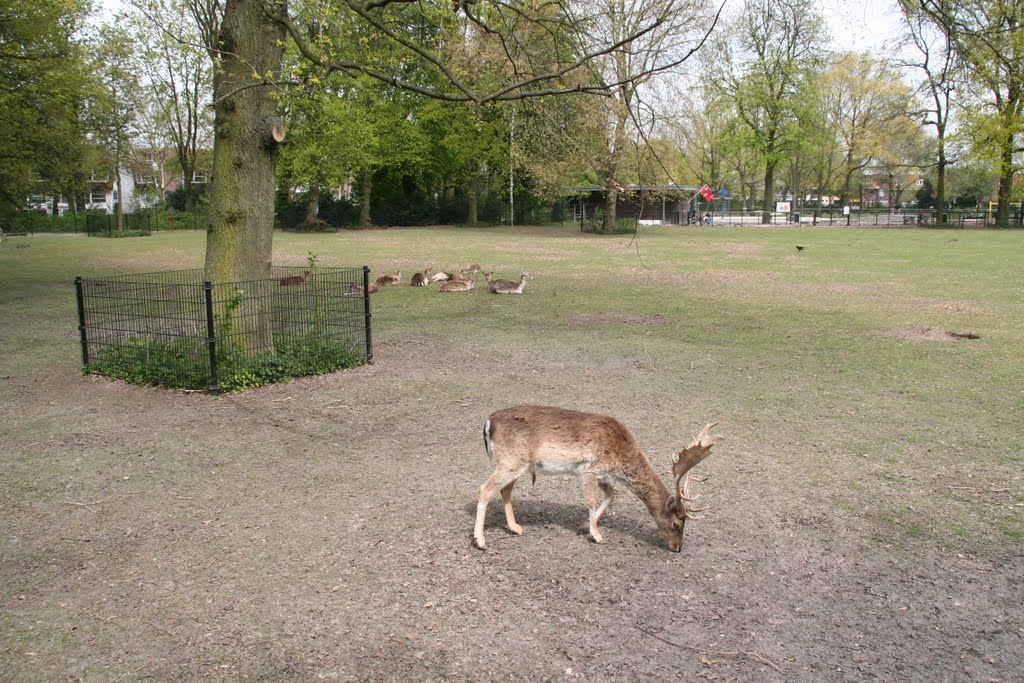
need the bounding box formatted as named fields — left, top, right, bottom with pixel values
left=280, top=264, right=531, bottom=295
left=366, top=264, right=532, bottom=294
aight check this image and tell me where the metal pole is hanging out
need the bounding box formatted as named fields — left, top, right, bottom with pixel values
left=203, top=281, right=219, bottom=392
left=362, top=266, right=374, bottom=362
left=75, top=277, right=90, bottom=366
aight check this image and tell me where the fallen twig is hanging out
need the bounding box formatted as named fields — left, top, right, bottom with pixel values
left=62, top=491, right=144, bottom=512
left=637, top=625, right=783, bottom=674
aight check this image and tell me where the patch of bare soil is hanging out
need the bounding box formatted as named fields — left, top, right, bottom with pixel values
left=1, top=331, right=1019, bottom=683
left=570, top=312, right=669, bottom=326
left=887, top=326, right=982, bottom=341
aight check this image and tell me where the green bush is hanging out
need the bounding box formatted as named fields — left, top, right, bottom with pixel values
left=86, top=334, right=364, bottom=392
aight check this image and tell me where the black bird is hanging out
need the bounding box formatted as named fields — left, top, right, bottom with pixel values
left=795, top=245, right=805, bottom=251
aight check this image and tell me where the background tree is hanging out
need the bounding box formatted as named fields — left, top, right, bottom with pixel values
left=874, top=116, right=933, bottom=208
left=128, top=0, right=213, bottom=214
left=576, top=0, right=715, bottom=229
left=707, top=0, right=828, bottom=223
left=916, top=0, right=1024, bottom=225
left=87, top=23, right=143, bottom=231
left=823, top=52, right=916, bottom=208
left=898, top=0, right=958, bottom=224
left=0, top=0, right=89, bottom=210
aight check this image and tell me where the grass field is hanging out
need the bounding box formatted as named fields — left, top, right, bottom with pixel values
left=3, top=226, right=1023, bottom=539
left=1, top=225, right=1022, bottom=680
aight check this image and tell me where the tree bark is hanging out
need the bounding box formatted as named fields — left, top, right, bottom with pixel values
left=761, top=160, right=776, bottom=224
left=467, top=172, right=479, bottom=226
left=604, top=183, right=618, bottom=229
left=115, top=164, right=124, bottom=232
left=204, top=0, right=287, bottom=286
left=934, top=139, right=947, bottom=227
left=305, top=186, right=320, bottom=224
left=359, top=168, right=372, bottom=228
left=994, top=127, right=1014, bottom=226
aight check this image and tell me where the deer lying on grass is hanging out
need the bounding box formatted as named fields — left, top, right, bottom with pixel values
left=424, top=268, right=450, bottom=283
left=374, top=270, right=401, bottom=286
left=411, top=272, right=429, bottom=286
left=349, top=282, right=379, bottom=295
left=487, top=272, right=530, bottom=294
left=463, top=263, right=481, bottom=274
left=439, top=276, right=474, bottom=292
left=474, top=405, right=721, bottom=552
left=279, top=270, right=310, bottom=286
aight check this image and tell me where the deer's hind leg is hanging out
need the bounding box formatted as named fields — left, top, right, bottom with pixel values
left=585, top=474, right=615, bottom=543
left=474, top=465, right=527, bottom=549
left=500, top=481, right=523, bottom=536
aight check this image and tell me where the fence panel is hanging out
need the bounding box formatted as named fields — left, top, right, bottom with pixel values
left=76, top=267, right=372, bottom=391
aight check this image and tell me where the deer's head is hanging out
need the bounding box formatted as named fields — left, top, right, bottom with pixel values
left=659, top=422, right=722, bottom=551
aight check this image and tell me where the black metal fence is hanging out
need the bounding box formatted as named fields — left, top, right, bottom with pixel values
left=75, top=267, right=373, bottom=392
left=685, top=208, right=1016, bottom=227
left=85, top=211, right=154, bottom=236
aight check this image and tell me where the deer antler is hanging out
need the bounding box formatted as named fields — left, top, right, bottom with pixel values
left=671, top=422, right=723, bottom=518
left=681, top=473, right=706, bottom=519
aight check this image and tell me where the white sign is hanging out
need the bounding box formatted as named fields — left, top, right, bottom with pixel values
left=843, top=205, right=850, bottom=215
left=775, top=201, right=791, bottom=213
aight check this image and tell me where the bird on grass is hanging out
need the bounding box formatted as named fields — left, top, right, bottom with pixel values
left=795, top=245, right=805, bottom=251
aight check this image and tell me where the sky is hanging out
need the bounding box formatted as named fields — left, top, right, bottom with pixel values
left=819, top=0, right=907, bottom=53
left=98, top=0, right=908, bottom=54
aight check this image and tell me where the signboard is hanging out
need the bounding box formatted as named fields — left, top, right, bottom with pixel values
left=843, top=206, right=850, bottom=215
left=775, top=201, right=791, bottom=213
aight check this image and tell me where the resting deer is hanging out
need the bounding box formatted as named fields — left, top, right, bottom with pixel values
left=374, top=270, right=401, bottom=286
left=279, top=270, right=310, bottom=286
left=411, top=272, right=429, bottom=287
left=488, top=272, right=530, bottom=294
left=463, top=263, right=481, bottom=274
left=474, top=405, right=721, bottom=552
left=439, top=277, right=474, bottom=292
left=424, top=268, right=449, bottom=283
left=349, top=282, right=379, bottom=295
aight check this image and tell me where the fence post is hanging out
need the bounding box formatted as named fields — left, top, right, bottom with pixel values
left=362, top=266, right=374, bottom=362
left=203, top=281, right=220, bottom=392
left=75, top=276, right=90, bottom=366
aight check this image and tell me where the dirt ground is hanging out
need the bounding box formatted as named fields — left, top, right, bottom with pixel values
left=3, top=320, right=1023, bottom=681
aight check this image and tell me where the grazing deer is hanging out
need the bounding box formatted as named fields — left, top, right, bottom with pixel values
left=439, top=277, right=474, bottom=292
left=488, top=272, right=530, bottom=294
left=474, top=405, right=721, bottom=552
left=411, top=272, right=429, bottom=287
left=374, top=270, right=401, bottom=286
left=279, top=270, right=310, bottom=286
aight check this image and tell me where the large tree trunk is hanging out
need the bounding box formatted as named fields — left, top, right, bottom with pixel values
left=994, top=134, right=1014, bottom=227
left=761, top=160, right=776, bottom=225
left=183, top=173, right=194, bottom=214
left=934, top=139, right=947, bottom=227
left=205, top=0, right=287, bottom=286
left=604, top=183, right=618, bottom=229
left=359, top=169, right=372, bottom=228
left=115, top=166, right=124, bottom=232
left=467, top=173, right=478, bottom=226
left=304, top=186, right=320, bottom=224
